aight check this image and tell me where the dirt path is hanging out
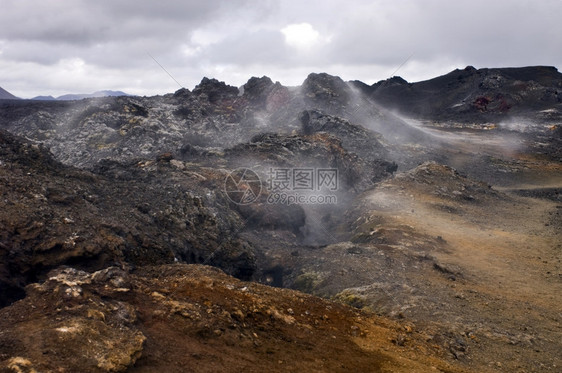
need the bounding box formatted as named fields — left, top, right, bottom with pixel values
left=361, top=165, right=562, bottom=372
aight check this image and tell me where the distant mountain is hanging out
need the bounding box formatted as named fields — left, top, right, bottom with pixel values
left=0, top=86, right=19, bottom=100
left=55, top=90, right=131, bottom=101
left=31, top=95, right=57, bottom=101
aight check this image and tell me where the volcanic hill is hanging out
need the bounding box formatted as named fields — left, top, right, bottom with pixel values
left=0, top=66, right=560, bottom=372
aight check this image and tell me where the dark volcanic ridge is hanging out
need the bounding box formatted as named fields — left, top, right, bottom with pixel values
left=354, top=65, right=562, bottom=123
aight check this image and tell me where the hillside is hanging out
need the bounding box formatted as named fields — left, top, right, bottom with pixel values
left=355, top=66, right=562, bottom=123
left=0, top=86, right=19, bottom=100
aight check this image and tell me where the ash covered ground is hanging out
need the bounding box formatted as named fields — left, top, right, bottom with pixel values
left=0, top=67, right=561, bottom=372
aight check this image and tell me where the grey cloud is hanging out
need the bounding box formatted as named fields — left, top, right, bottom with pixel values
left=1, top=0, right=560, bottom=97
left=318, top=0, right=562, bottom=69
left=0, top=0, right=274, bottom=73
left=0, top=0, right=266, bottom=44
left=197, top=29, right=290, bottom=66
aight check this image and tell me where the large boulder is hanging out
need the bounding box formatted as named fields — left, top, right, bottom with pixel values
left=192, top=77, right=239, bottom=104
left=302, top=72, right=353, bottom=108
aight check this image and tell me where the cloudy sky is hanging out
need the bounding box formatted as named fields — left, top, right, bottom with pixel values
left=1, top=0, right=561, bottom=98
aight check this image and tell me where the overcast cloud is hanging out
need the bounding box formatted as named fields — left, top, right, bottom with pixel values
left=1, top=0, right=561, bottom=98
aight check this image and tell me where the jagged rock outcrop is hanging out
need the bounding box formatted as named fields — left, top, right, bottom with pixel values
left=299, top=109, right=389, bottom=161
left=302, top=72, right=353, bottom=109
left=225, top=132, right=387, bottom=192
left=0, top=130, right=256, bottom=307
left=241, top=76, right=274, bottom=107
left=391, top=162, right=497, bottom=202
left=241, top=76, right=291, bottom=113
left=296, top=73, right=434, bottom=145
left=192, top=77, right=239, bottom=104
left=0, top=267, right=145, bottom=372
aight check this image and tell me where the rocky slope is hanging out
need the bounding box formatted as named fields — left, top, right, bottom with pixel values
left=0, top=264, right=470, bottom=373
left=0, top=129, right=257, bottom=307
